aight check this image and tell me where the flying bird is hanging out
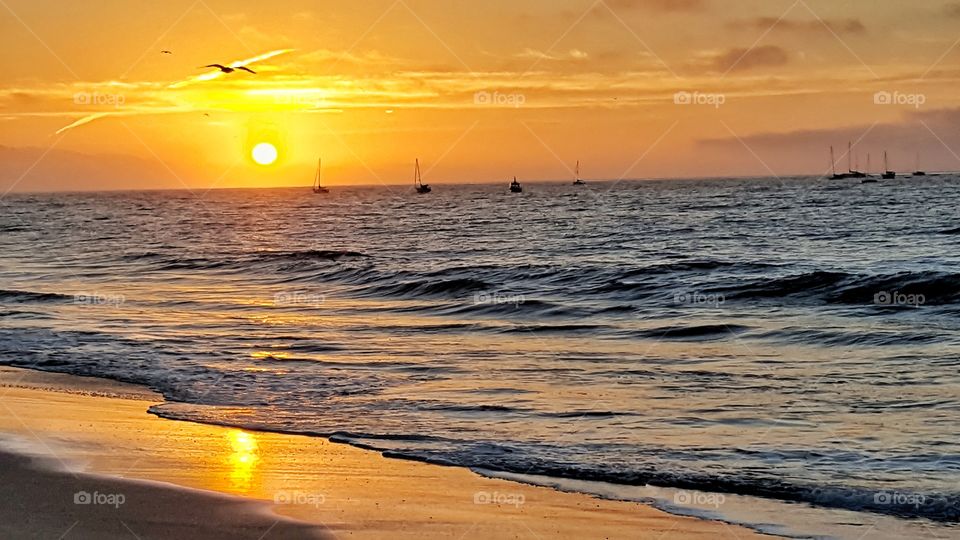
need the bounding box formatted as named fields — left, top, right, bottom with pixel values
left=161, top=50, right=173, bottom=55
left=169, top=49, right=293, bottom=88
left=203, top=63, right=256, bottom=74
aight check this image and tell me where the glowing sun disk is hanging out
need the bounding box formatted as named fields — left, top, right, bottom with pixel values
left=252, top=142, right=278, bottom=165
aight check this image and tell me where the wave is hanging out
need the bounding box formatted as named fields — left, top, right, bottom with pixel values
left=634, top=324, right=752, bottom=341
left=148, top=404, right=960, bottom=524
left=476, top=464, right=960, bottom=524
left=756, top=327, right=945, bottom=347
left=249, top=249, right=369, bottom=262
left=499, top=323, right=610, bottom=334
left=714, top=270, right=960, bottom=305
left=122, top=249, right=370, bottom=272
left=358, top=278, right=490, bottom=299
left=0, top=289, right=73, bottom=303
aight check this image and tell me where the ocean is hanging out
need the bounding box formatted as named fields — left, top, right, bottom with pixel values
left=1, top=176, right=958, bottom=539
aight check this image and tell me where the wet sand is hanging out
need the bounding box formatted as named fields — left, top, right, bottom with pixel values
left=0, top=366, right=767, bottom=539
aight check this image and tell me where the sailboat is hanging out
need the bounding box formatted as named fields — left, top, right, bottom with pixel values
left=913, top=152, right=927, bottom=177
left=509, top=177, right=523, bottom=193
left=573, top=160, right=586, bottom=185
left=830, top=146, right=850, bottom=179
left=862, top=153, right=877, bottom=183
left=414, top=158, right=431, bottom=194
left=312, top=158, right=329, bottom=194
left=882, top=151, right=896, bottom=180
left=849, top=144, right=866, bottom=178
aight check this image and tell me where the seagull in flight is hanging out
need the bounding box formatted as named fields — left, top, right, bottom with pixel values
left=203, top=63, right=256, bottom=74
left=169, top=49, right=292, bottom=88
left=161, top=50, right=173, bottom=55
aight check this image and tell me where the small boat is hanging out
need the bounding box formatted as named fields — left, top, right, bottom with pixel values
left=414, top=158, right=431, bottom=194
left=882, top=151, right=896, bottom=180
left=573, top=160, right=585, bottom=185
left=849, top=142, right=867, bottom=178
left=829, top=146, right=850, bottom=179
left=861, top=153, right=877, bottom=183
left=913, top=152, right=926, bottom=176
left=509, top=177, right=523, bottom=193
left=312, top=158, right=329, bottom=194
left=831, top=142, right=865, bottom=178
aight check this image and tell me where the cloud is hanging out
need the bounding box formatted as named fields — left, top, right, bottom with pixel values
left=605, top=0, right=706, bottom=12
left=710, top=45, right=790, bottom=73
left=945, top=3, right=960, bottom=17
left=729, top=16, right=866, bottom=34
left=516, top=49, right=590, bottom=62
left=698, top=107, right=960, bottom=175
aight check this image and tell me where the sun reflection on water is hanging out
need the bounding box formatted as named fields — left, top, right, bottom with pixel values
left=227, top=429, right=260, bottom=493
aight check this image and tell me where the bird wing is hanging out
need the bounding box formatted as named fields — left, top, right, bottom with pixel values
left=237, top=66, right=256, bottom=74
left=204, top=64, right=226, bottom=69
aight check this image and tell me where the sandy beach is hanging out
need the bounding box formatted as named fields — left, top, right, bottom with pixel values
left=0, top=366, right=766, bottom=539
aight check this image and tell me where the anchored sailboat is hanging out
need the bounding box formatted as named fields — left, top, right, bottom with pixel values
left=573, top=161, right=585, bottom=185
left=414, top=159, right=431, bottom=194
left=882, top=151, right=896, bottom=180
left=830, top=146, right=850, bottom=179
left=312, top=158, right=329, bottom=194
left=913, top=152, right=927, bottom=176
left=850, top=143, right=866, bottom=178
left=862, top=152, right=877, bottom=183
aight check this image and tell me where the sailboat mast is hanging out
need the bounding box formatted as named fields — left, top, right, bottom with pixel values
left=848, top=141, right=853, bottom=172
left=884, top=151, right=889, bottom=172
left=576, top=160, right=580, bottom=181
left=830, top=146, right=836, bottom=176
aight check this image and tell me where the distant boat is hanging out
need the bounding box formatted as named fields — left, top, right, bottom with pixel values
left=573, top=161, right=585, bottom=185
left=414, top=159, right=431, bottom=194
left=829, top=146, right=850, bottom=179
left=312, top=158, right=329, bottom=194
left=882, top=151, right=896, bottom=180
left=510, top=177, right=523, bottom=193
left=861, top=153, right=877, bottom=183
left=913, top=152, right=926, bottom=176
left=831, top=142, right=864, bottom=179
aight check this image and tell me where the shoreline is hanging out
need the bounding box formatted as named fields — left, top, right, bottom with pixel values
left=0, top=365, right=770, bottom=539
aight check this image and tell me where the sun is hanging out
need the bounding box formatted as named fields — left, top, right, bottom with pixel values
left=251, top=142, right=278, bottom=166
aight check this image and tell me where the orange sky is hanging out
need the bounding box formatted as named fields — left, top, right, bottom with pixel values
left=2, top=0, right=960, bottom=192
